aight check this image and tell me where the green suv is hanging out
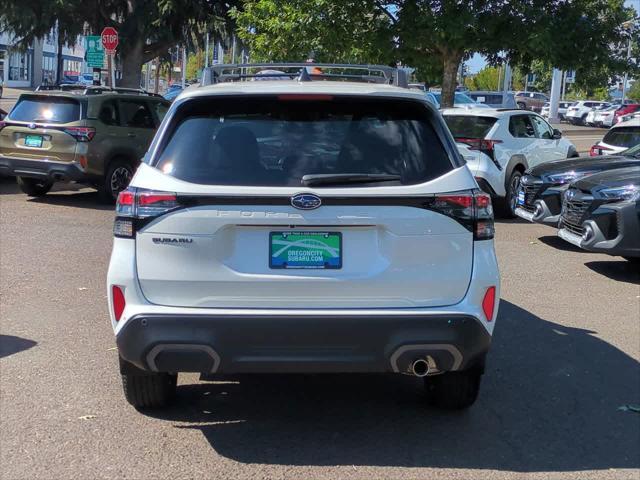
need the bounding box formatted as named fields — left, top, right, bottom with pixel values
left=0, top=87, right=169, bottom=202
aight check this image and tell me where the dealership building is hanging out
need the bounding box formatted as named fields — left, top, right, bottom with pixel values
left=0, top=29, right=86, bottom=88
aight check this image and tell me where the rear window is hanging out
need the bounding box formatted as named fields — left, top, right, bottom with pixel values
left=443, top=115, right=497, bottom=139
left=9, top=96, right=80, bottom=124
left=154, top=96, right=453, bottom=187
left=469, top=94, right=503, bottom=104
left=603, top=127, right=640, bottom=148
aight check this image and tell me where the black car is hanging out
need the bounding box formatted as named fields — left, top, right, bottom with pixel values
left=515, top=144, right=640, bottom=226
left=557, top=166, right=640, bottom=260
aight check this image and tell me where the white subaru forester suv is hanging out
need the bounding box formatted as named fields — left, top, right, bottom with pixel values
left=107, top=64, right=500, bottom=410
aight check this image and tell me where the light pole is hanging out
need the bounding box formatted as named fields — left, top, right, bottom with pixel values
left=620, top=18, right=637, bottom=104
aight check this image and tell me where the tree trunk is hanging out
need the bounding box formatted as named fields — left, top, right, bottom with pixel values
left=119, top=36, right=145, bottom=88
left=440, top=52, right=463, bottom=109
left=55, top=34, right=64, bottom=85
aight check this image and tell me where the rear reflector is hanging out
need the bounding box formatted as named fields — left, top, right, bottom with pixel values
left=112, top=285, right=126, bottom=322
left=482, top=286, right=496, bottom=321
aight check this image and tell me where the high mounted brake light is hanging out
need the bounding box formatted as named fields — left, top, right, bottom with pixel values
left=114, top=188, right=178, bottom=238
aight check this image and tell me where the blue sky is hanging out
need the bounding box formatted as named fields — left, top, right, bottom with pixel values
left=466, top=0, right=639, bottom=73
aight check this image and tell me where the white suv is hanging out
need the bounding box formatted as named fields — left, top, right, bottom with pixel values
left=107, top=64, right=500, bottom=410
left=565, top=101, right=610, bottom=125
left=442, top=108, right=578, bottom=217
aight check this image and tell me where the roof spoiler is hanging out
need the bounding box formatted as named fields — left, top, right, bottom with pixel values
left=201, top=63, right=408, bottom=88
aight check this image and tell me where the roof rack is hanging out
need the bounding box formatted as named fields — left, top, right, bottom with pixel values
left=34, top=84, right=163, bottom=97
left=201, top=63, right=409, bottom=88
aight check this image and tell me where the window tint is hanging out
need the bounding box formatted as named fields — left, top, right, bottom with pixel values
left=530, top=115, right=553, bottom=139
left=443, top=115, right=497, bottom=138
left=603, top=127, right=640, bottom=148
left=120, top=100, right=154, bottom=128
left=469, top=94, right=503, bottom=104
left=10, top=96, right=80, bottom=124
left=98, top=100, right=119, bottom=126
left=153, top=102, right=169, bottom=123
left=155, top=96, right=453, bottom=187
left=509, top=115, right=536, bottom=138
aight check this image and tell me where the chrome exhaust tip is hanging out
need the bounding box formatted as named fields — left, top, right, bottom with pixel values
left=411, top=358, right=430, bottom=377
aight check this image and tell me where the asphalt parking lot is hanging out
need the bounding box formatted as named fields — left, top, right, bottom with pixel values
left=1, top=177, right=638, bottom=480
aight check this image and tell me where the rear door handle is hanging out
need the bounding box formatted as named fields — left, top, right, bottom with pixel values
left=127, top=133, right=136, bottom=138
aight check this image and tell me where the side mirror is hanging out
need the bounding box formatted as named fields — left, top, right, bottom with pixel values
left=552, top=129, right=562, bottom=139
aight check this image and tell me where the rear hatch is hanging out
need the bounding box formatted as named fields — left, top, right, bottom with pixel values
left=442, top=114, right=499, bottom=175
left=0, top=94, right=82, bottom=163
left=131, top=94, right=479, bottom=309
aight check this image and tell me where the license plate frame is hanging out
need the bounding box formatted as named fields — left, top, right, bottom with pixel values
left=24, top=134, right=43, bottom=148
left=269, top=231, right=342, bottom=269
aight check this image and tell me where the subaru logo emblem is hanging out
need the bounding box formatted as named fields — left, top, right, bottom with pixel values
left=291, top=193, right=322, bottom=210
left=28, top=123, right=36, bottom=129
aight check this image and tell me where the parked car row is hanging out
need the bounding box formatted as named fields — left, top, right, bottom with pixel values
left=515, top=134, right=640, bottom=261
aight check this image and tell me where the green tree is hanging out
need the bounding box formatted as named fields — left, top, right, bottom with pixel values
left=628, top=80, right=640, bottom=101
left=464, top=66, right=500, bottom=91
left=235, top=0, right=633, bottom=108
left=0, top=0, right=85, bottom=84
left=2, top=0, right=238, bottom=88
left=232, top=1, right=394, bottom=64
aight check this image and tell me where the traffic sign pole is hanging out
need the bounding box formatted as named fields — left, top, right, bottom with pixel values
left=101, top=27, right=119, bottom=89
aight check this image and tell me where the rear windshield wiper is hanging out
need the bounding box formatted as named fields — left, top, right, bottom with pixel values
left=301, top=173, right=402, bottom=186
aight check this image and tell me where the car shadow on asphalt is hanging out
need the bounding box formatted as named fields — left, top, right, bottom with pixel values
left=0, top=177, right=113, bottom=210
left=537, top=235, right=588, bottom=253
left=585, top=260, right=640, bottom=284
left=143, top=300, right=640, bottom=473
left=0, top=335, right=37, bottom=359
left=27, top=191, right=114, bottom=211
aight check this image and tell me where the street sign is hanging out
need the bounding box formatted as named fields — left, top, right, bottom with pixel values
left=526, top=73, right=536, bottom=87
left=565, top=70, right=576, bottom=84
left=85, top=36, right=104, bottom=68
left=101, top=27, right=118, bottom=54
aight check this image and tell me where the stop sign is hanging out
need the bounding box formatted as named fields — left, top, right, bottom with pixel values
left=101, top=27, right=118, bottom=53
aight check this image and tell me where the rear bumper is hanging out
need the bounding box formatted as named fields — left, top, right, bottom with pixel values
left=0, top=156, right=85, bottom=181
left=116, top=312, right=492, bottom=375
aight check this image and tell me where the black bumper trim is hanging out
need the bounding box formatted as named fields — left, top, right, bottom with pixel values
left=116, top=313, right=492, bottom=375
left=0, top=156, right=85, bottom=181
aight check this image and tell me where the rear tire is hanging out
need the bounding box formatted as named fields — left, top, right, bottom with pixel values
left=16, top=177, right=53, bottom=197
left=122, top=372, right=177, bottom=409
left=99, top=159, right=134, bottom=203
left=424, top=369, right=482, bottom=409
left=498, top=170, right=522, bottom=218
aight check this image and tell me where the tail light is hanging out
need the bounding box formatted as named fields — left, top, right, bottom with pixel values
left=114, top=188, right=179, bottom=238
left=482, top=286, right=496, bottom=321
left=426, top=190, right=494, bottom=240
left=63, top=126, right=96, bottom=142
left=589, top=144, right=612, bottom=157
left=111, top=285, right=126, bottom=322
left=456, top=137, right=502, bottom=162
